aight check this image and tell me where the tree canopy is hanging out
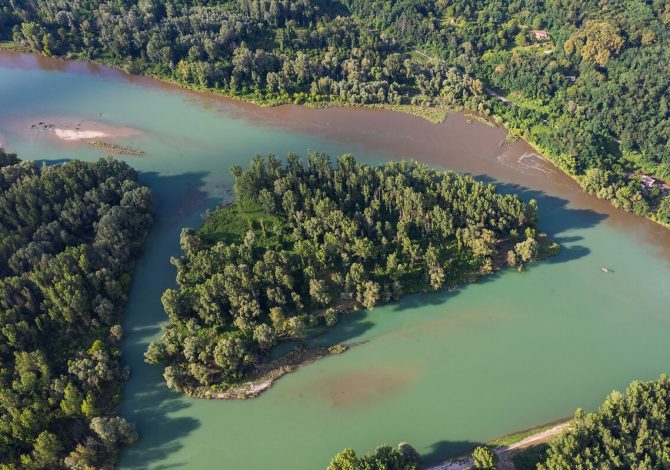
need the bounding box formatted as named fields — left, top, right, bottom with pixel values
left=339, top=374, right=670, bottom=470
left=0, top=151, right=153, bottom=469
left=540, top=374, right=670, bottom=469
left=147, top=152, right=547, bottom=396
left=4, top=0, right=669, bottom=225
left=327, top=442, right=421, bottom=470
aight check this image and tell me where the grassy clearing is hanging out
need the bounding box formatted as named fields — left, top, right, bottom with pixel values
left=199, top=200, right=283, bottom=246
left=367, top=103, right=450, bottom=123
left=464, top=112, right=498, bottom=128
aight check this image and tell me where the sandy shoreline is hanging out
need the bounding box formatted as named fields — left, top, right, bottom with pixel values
left=427, top=421, right=570, bottom=470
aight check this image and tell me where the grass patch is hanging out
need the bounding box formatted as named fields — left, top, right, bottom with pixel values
left=0, top=41, right=31, bottom=53
left=464, top=112, right=497, bottom=127
left=489, top=422, right=560, bottom=447
left=368, top=103, right=449, bottom=123
left=199, top=200, right=283, bottom=247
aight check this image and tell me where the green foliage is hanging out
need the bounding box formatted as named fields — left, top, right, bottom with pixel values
left=513, top=443, right=549, bottom=470
left=6, top=0, right=669, bottom=222
left=199, top=200, right=282, bottom=247
left=539, top=374, right=670, bottom=469
left=0, top=150, right=153, bottom=468
left=472, top=445, right=497, bottom=469
left=657, top=197, right=670, bottom=225
left=327, top=442, right=421, bottom=470
left=149, top=152, right=543, bottom=395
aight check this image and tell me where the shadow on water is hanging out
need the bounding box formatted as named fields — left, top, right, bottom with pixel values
left=422, top=440, right=482, bottom=466
left=477, top=176, right=608, bottom=264
left=390, top=285, right=464, bottom=313
left=309, top=311, right=376, bottom=347
left=389, top=175, right=609, bottom=313
left=117, top=170, right=220, bottom=468
left=120, top=383, right=199, bottom=470
left=115, top=168, right=609, bottom=468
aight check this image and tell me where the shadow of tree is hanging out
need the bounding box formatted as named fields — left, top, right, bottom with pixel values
left=476, top=176, right=608, bottom=265
left=112, top=165, right=610, bottom=469
left=117, top=168, right=382, bottom=468
left=421, top=439, right=482, bottom=466
left=118, top=381, right=199, bottom=469
left=116, top=170, right=220, bottom=468
left=308, top=310, right=376, bottom=347
left=477, top=176, right=608, bottom=234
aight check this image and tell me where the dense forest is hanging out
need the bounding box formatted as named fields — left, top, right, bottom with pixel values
left=333, top=374, right=670, bottom=469
left=3, top=0, right=669, bottom=226
left=0, top=151, right=153, bottom=469
left=145, top=152, right=550, bottom=396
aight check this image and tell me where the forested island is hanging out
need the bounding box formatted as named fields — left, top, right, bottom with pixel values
left=2, top=0, right=669, bottom=226
left=145, top=152, right=555, bottom=398
left=332, top=373, right=670, bottom=469
left=0, top=151, right=153, bottom=469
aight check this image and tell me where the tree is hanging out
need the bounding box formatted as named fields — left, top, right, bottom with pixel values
left=90, top=417, right=138, bottom=448
left=565, top=20, right=625, bottom=67
left=539, top=375, right=670, bottom=469
left=309, top=278, right=331, bottom=306
left=328, top=448, right=359, bottom=470
left=61, top=383, right=84, bottom=416
left=657, top=198, right=670, bottom=224
left=151, top=155, right=545, bottom=395
left=213, top=336, right=251, bottom=379
left=473, top=446, right=497, bottom=469
left=328, top=443, right=421, bottom=470
left=514, top=238, right=538, bottom=264
left=0, top=155, right=152, bottom=468
left=32, top=431, right=62, bottom=467
left=253, top=324, right=277, bottom=349
left=514, top=31, right=527, bottom=47
left=357, top=281, right=381, bottom=310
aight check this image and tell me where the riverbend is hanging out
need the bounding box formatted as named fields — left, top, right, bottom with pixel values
left=1, top=51, right=669, bottom=469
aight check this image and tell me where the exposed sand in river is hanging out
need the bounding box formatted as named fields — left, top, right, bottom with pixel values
left=2, top=116, right=142, bottom=149
left=54, top=128, right=111, bottom=141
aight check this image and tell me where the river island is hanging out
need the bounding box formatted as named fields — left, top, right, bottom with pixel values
left=145, top=153, right=558, bottom=399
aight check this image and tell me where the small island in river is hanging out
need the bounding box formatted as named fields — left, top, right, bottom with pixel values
left=145, top=152, right=558, bottom=399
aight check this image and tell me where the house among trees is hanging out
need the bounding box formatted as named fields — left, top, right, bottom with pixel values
left=641, top=174, right=670, bottom=193
left=531, top=29, right=550, bottom=40
left=642, top=174, right=656, bottom=188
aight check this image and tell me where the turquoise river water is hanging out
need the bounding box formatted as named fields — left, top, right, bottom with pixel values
left=0, top=51, right=669, bottom=469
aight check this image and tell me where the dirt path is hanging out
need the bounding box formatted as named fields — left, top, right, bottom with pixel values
left=427, top=422, right=570, bottom=470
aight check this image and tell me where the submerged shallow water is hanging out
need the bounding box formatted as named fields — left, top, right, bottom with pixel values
left=1, top=51, right=669, bottom=469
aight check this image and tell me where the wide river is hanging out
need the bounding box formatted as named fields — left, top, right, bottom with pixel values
left=1, top=51, right=669, bottom=469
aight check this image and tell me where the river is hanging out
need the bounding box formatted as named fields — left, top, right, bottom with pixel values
left=1, top=51, right=669, bottom=469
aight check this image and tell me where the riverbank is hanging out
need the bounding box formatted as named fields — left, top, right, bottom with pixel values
left=4, top=52, right=670, bottom=469
left=170, top=230, right=558, bottom=402
left=428, top=419, right=571, bottom=470
left=1, top=44, right=667, bottom=231
left=196, top=344, right=351, bottom=400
